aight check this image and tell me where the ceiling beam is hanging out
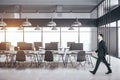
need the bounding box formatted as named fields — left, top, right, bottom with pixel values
left=0, top=0, right=98, bottom=5
left=0, top=13, right=92, bottom=19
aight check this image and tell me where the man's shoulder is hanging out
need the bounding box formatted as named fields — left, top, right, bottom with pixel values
left=101, top=40, right=105, bottom=43
left=99, top=40, right=105, bottom=45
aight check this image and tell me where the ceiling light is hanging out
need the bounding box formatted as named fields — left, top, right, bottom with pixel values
left=18, top=25, right=23, bottom=30
left=1, top=26, right=7, bottom=30
left=68, top=26, right=74, bottom=30
left=35, top=25, right=40, bottom=30
left=47, top=17, right=57, bottom=27
left=71, top=18, right=82, bottom=27
left=51, top=26, right=57, bottom=30
left=0, top=18, right=7, bottom=27
left=22, top=18, right=32, bottom=27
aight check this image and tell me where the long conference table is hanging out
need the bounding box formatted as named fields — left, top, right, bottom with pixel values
left=0, top=50, right=94, bottom=68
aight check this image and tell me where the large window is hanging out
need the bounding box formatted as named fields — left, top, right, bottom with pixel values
left=98, top=2, right=104, bottom=17
left=110, top=21, right=116, bottom=27
left=6, top=27, right=23, bottom=46
left=80, top=27, right=97, bottom=51
left=98, top=0, right=119, bottom=18
left=43, top=27, right=60, bottom=47
left=0, top=30, right=4, bottom=42
left=110, top=0, right=119, bottom=10
left=61, top=27, right=78, bottom=47
left=0, top=27, right=97, bottom=51
left=24, top=27, right=41, bottom=43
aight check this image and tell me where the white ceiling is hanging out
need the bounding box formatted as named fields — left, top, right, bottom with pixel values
left=0, top=0, right=103, bottom=13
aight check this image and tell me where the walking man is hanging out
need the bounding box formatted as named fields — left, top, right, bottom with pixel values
left=90, top=34, right=112, bottom=75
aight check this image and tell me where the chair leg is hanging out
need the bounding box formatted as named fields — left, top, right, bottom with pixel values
left=57, top=55, right=61, bottom=67
left=44, top=62, right=47, bottom=69
left=83, top=61, right=87, bottom=70
left=61, top=55, right=65, bottom=67
left=16, top=62, right=19, bottom=68
left=78, top=61, right=86, bottom=70
left=79, top=62, right=83, bottom=67
left=68, top=55, right=74, bottom=67
left=89, top=55, right=94, bottom=68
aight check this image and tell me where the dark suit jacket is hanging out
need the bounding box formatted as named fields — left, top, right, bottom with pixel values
left=95, top=40, right=107, bottom=58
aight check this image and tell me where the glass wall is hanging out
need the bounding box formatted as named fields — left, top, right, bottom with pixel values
left=61, top=27, right=78, bottom=47
left=98, top=0, right=119, bottom=18
left=110, top=0, right=119, bottom=10
left=110, top=21, right=116, bottom=27
left=98, top=21, right=118, bottom=57
left=80, top=27, right=97, bottom=51
left=6, top=27, right=23, bottom=46
left=43, top=27, right=60, bottom=47
left=98, top=1, right=104, bottom=17
left=0, top=30, right=4, bottom=42
left=24, top=27, right=41, bottom=43
left=0, top=27, right=97, bottom=51
left=97, top=0, right=119, bottom=58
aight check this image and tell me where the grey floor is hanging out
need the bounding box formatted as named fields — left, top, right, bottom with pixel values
left=0, top=56, right=119, bottom=80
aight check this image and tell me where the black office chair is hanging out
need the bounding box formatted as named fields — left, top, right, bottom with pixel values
left=44, top=51, right=53, bottom=68
left=77, top=51, right=86, bottom=69
left=15, top=50, right=26, bottom=67
left=44, top=51, right=53, bottom=61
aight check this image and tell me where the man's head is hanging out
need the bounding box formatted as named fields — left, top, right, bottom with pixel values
left=98, top=34, right=103, bottom=40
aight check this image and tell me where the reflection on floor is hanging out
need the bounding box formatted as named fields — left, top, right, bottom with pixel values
left=0, top=56, right=119, bottom=80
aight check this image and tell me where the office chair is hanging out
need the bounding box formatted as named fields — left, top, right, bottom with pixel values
left=44, top=51, right=53, bottom=68
left=15, top=50, right=26, bottom=67
left=77, top=51, right=86, bottom=69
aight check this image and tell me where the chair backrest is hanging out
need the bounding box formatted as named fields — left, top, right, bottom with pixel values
left=34, top=42, right=42, bottom=50
left=50, top=42, right=58, bottom=50
left=45, top=42, right=58, bottom=50
left=44, top=51, right=53, bottom=61
left=24, top=43, right=32, bottom=50
left=0, top=42, right=11, bottom=50
left=67, top=42, right=75, bottom=47
left=17, top=42, right=32, bottom=50
left=70, top=43, right=83, bottom=50
left=16, top=51, right=26, bottom=61
left=77, top=51, right=86, bottom=62
left=45, top=43, right=51, bottom=50
left=17, top=42, right=26, bottom=50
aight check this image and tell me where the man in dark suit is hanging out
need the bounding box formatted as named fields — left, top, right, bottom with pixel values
left=90, top=34, right=112, bottom=75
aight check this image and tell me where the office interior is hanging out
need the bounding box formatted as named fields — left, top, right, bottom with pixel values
left=0, top=0, right=120, bottom=80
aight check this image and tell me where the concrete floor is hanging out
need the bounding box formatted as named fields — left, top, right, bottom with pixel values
left=0, top=56, right=119, bottom=80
